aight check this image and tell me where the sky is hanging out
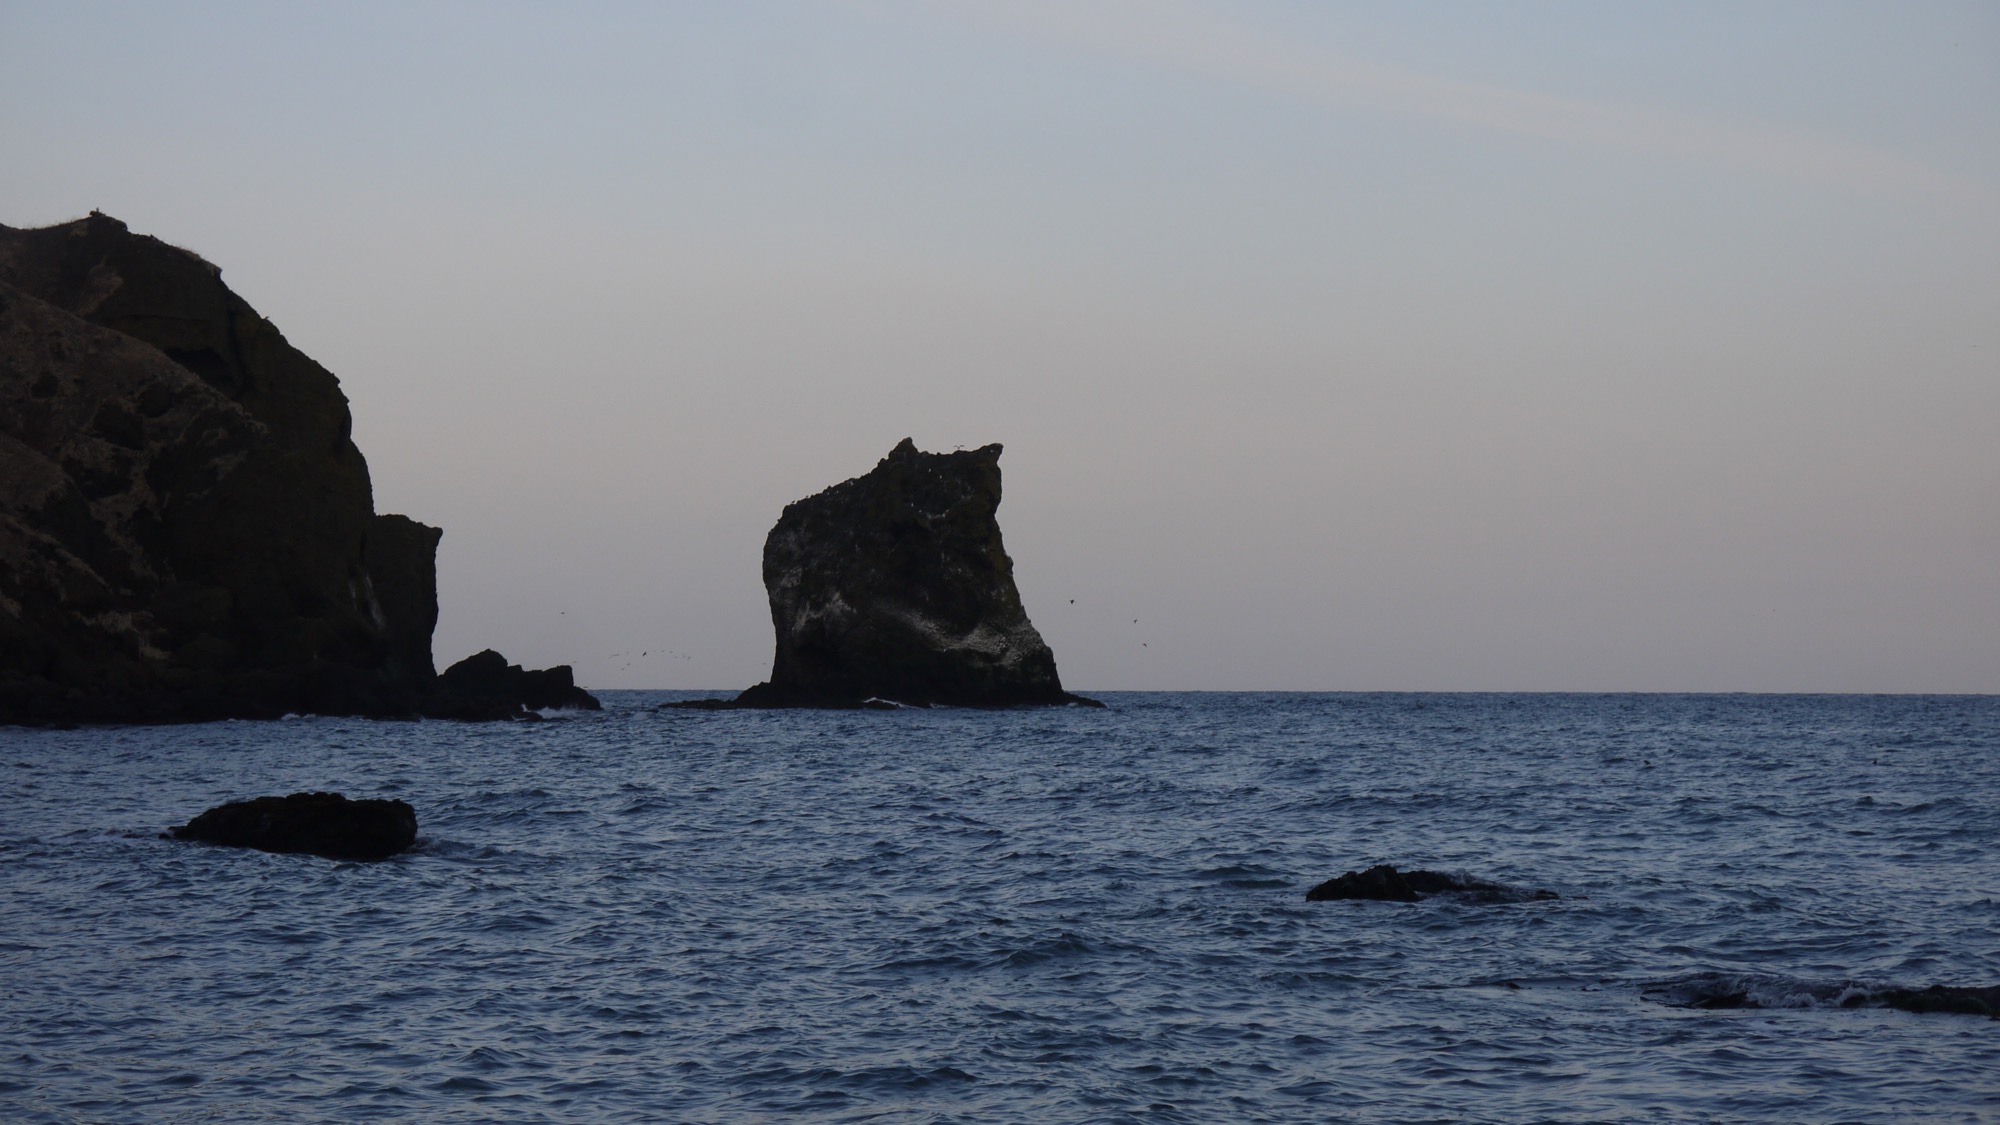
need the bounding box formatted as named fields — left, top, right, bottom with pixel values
left=2, top=1, right=1995, bottom=692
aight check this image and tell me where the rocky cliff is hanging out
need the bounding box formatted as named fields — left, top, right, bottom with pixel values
left=718, top=438, right=1094, bottom=708
left=0, top=213, right=589, bottom=722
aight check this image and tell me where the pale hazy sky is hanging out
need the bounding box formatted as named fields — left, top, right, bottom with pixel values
left=4, top=2, right=1995, bottom=692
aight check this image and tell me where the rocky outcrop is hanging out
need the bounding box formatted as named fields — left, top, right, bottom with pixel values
left=1306, top=864, right=1560, bottom=903
left=692, top=439, right=1095, bottom=709
left=169, top=791, right=417, bottom=860
left=0, top=213, right=592, bottom=723
left=429, top=648, right=601, bottom=719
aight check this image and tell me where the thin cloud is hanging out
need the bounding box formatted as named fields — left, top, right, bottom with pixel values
left=933, top=0, right=1988, bottom=205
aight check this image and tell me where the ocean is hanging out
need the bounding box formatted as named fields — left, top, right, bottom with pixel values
left=3, top=692, right=1996, bottom=1122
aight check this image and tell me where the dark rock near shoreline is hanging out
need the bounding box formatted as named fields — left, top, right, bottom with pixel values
left=1306, top=864, right=1559, bottom=904
left=677, top=439, right=1097, bottom=710
left=169, top=791, right=417, bottom=860
left=431, top=648, right=601, bottom=719
left=0, top=213, right=592, bottom=724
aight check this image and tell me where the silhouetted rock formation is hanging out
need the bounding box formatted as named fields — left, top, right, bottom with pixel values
left=169, top=791, right=417, bottom=860
left=0, top=213, right=593, bottom=723
left=1306, top=864, right=1559, bottom=903
left=683, top=439, right=1096, bottom=709
left=430, top=648, right=600, bottom=719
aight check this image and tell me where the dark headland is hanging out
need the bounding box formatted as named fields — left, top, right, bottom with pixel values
left=677, top=438, right=1098, bottom=709
left=0, top=213, right=594, bottom=724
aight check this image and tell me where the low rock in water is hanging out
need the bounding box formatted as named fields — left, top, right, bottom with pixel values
left=429, top=649, right=601, bottom=720
left=1306, top=863, right=1558, bottom=904
left=1873, top=985, right=2000, bottom=1017
left=169, top=791, right=417, bottom=860
left=1644, top=972, right=2000, bottom=1017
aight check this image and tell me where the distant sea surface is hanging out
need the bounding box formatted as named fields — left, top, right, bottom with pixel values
left=3, top=693, right=1997, bottom=1123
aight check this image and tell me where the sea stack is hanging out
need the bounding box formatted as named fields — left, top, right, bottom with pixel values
left=720, top=439, right=1095, bottom=709
left=0, top=213, right=591, bottom=723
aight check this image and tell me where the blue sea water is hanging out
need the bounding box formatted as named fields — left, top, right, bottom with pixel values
left=2, top=692, right=1996, bottom=1123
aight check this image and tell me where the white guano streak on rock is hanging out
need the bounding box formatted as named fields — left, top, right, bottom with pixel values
left=885, top=605, right=1036, bottom=662
left=784, top=586, right=856, bottom=637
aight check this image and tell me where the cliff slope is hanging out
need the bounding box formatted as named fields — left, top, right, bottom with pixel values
left=0, top=213, right=584, bottom=722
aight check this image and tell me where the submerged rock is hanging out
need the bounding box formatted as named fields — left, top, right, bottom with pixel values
left=1873, top=985, right=2000, bottom=1017
left=0, top=213, right=591, bottom=724
left=1644, top=972, right=2000, bottom=1017
left=1306, top=864, right=1558, bottom=904
left=169, top=791, right=417, bottom=860
left=685, top=439, right=1097, bottom=709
